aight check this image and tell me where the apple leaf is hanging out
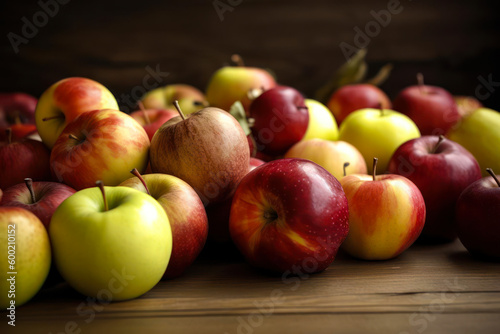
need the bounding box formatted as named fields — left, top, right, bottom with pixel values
left=229, top=101, right=251, bottom=135
left=363, top=63, right=393, bottom=86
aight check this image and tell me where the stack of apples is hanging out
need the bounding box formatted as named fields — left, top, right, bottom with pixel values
left=1, top=55, right=500, bottom=310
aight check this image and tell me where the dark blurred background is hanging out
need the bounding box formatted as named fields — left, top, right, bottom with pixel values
left=1, top=0, right=499, bottom=110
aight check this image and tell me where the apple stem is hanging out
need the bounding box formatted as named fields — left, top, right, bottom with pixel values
left=130, top=168, right=151, bottom=195
left=486, top=168, right=500, bottom=187
left=42, top=114, right=64, bottom=122
left=417, top=73, right=425, bottom=94
left=14, top=115, right=21, bottom=125
left=6, top=128, right=12, bottom=144
left=231, top=54, right=245, bottom=67
left=96, top=180, right=108, bottom=212
left=24, top=178, right=36, bottom=203
left=378, top=103, right=384, bottom=117
left=69, top=134, right=80, bottom=141
left=173, top=100, right=186, bottom=120
left=343, top=162, right=350, bottom=177
left=137, top=101, right=151, bottom=125
left=431, top=135, right=446, bottom=154
left=372, top=157, right=378, bottom=181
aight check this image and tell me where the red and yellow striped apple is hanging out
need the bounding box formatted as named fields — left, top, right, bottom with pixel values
left=129, top=107, right=178, bottom=141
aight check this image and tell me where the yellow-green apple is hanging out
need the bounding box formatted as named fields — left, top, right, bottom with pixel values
left=302, top=99, right=339, bottom=141
left=0, top=129, right=52, bottom=189
left=249, top=86, right=309, bottom=157
left=285, top=139, right=367, bottom=180
left=388, top=136, right=481, bottom=242
left=447, top=108, right=500, bottom=176
left=50, top=109, right=150, bottom=190
left=49, top=182, right=172, bottom=301
left=454, top=95, right=482, bottom=119
left=129, top=107, right=178, bottom=141
left=340, top=158, right=426, bottom=260
left=150, top=102, right=249, bottom=205
left=338, top=108, right=421, bottom=173
left=35, top=77, right=119, bottom=148
left=456, top=169, right=500, bottom=259
left=326, top=84, right=391, bottom=124
left=229, top=158, right=349, bottom=274
left=0, top=92, right=38, bottom=128
left=393, top=74, right=460, bottom=135
left=119, top=170, right=208, bottom=279
left=206, top=55, right=277, bottom=113
left=140, top=84, right=206, bottom=116
left=0, top=207, right=51, bottom=308
left=0, top=178, right=76, bottom=229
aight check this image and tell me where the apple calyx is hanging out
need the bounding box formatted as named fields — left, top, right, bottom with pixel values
left=231, top=54, right=245, bottom=67
left=24, top=178, right=36, bottom=203
left=372, top=157, right=379, bottom=181
left=263, top=208, right=278, bottom=225
left=431, top=135, right=446, bottom=154
left=42, top=114, right=64, bottom=122
left=130, top=168, right=151, bottom=195
left=297, top=106, right=308, bottom=111
left=173, top=100, right=186, bottom=120
left=343, top=162, right=350, bottom=177
left=486, top=168, right=500, bottom=187
left=96, top=180, right=108, bottom=212
left=193, top=100, right=209, bottom=107
left=6, top=128, right=12, bottom=144
left=137, top=101, right=151, bottom=125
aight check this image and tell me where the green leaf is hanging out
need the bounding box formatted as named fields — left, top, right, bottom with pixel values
left=229, top=101, right=251, bottom=135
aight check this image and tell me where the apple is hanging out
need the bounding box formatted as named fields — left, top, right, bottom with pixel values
left=119, top=169, right=208, bottom=279
left=0, top=92, right=38, bottom=128
left=0, top=188, right=2, bottom=201
left=249, top=157, right=265, bottom=170
left=340, top=158, right=426, bottom=260
left=338, top=108, right=421, bottom=173
left=206, top=54, right=277, bottom=113
left=454, top=95, right=483, bottom=119
left=249, top=86, right=309, bottom=157
left=0, top=123, right=37, bottom=142
left=0, top=129, right=52, bottom=190
left=0, top=178, right=76, bottom=229
left=388, top=136, right=481, bottom=242
left=0, top=207, right=51, bottom=308
left=393, top=74, right=460, bottom=136
left=285, top=139, right=367, bottom=180
left=129, top=105, right=178, bottom=141
left=140, top=84, right=207, bottom=116
left=456, top=169, right=500, bottom=259
left=302, top=99, right=339, bottom=141
left=150, top=102, right=249, bottom=205
left=447, top=108, right=500, bottom=176
left=35, top=77, right=119, bottom=148
left=326, top=84, right=391, bottom=124
left=229, top=158, right=349, bottom=274
left=50, top=109, right=150, bottom=190
left=50, top=181, right=172, bottom=300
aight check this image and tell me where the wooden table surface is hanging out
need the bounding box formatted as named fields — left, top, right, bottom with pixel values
left=8, top=240, right=500, bottom=334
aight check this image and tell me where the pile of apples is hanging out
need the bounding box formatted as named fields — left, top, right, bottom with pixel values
left=1, top=55, right=500, bottom=309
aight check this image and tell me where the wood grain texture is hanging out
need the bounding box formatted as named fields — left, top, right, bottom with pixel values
left=8, top=240, right=500, bottom=333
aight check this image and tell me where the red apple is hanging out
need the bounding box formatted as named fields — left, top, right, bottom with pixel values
left=0, top=92, right=38, bottom=128
left=388, top=136, right=481, bottom=242
left=229, top=158, right=349, bottom=274
left=0, top=178, right=76, bottom=229
left=130, top=107, right=178, bottom=141
left=150, top=102, right=249, bottom=205
left=340, top=158, right=425, bottom=260
left=249, top=157, right=265, bottom=170
left=0, top=129, right=52, bottom=189
left=326, top=84, right=391, bottom=124
left=393, top=74, right=460, bottom=136
left=456, top=169, right=500, bottom=259
left=249, top=86, right=309, bottom=157
left=120, top=170, right=208, bottom=278
left=0, top=123, right=37, bottom=141
left=50, top=109, right=150, bottom=190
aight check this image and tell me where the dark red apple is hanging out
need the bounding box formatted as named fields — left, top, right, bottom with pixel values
left=388, top=135, right=482, bottom=242
left=0, top=129, right=52, bottom=189
left=130, top=107, right=178, bottom=141
left=229, top=158, right=349, bottom=274
left=393, top=74, right=460, bottom=136
left=0, top=92, right=38, bottom=128
left=456, top=169, right=500, bottom=259
left=0, top=178, right=76, bottom=229
left=249, top=86, right=309, bottom=157
left=326, top=84, right=391, bottom=124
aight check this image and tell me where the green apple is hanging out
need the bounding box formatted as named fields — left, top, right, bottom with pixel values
left=302, top=99, right=339, bottom=141
left=49, top=183, right=172, bottom=301
left=339, top=108, right=421, bottom=172
left=0, top=207, right=51, bottom=308
left=447, top=108, right=500, bottom=176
